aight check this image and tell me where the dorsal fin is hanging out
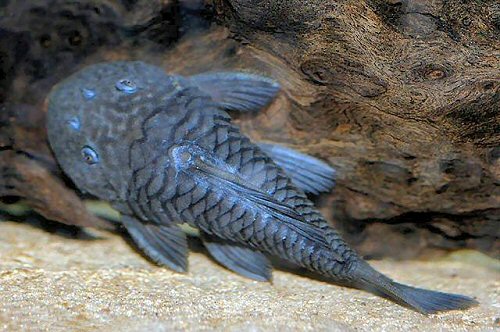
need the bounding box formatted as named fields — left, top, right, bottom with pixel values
left=184, top=151, right=330, bottom=248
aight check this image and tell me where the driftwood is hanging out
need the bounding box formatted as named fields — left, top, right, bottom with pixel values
left=0, top=0, right=498, bottom=258
left=0, top=0, right=181, bottom=228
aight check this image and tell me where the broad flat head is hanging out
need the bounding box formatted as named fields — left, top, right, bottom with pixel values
left=46, top=61, right=176, bottom=201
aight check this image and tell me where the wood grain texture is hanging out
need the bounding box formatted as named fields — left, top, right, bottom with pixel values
left=0, top=0, right=498, bottom=258
left=209, top=0, right=500, bottom=258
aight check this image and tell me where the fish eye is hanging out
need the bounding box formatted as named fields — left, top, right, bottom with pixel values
left=115, top=79, right=137, bottom=94
left=81, top=146, right=99, bottom=165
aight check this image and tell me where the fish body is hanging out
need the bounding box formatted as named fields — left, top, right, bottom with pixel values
left=47, top=61, right=477, bottom=314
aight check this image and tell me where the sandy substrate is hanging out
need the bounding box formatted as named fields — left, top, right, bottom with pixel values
left=0, top=220, right=498, bottom=331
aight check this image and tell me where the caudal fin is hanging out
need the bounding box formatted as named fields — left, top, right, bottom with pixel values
left=386, top=282, right=479, bottom=314
left=353, top=262, right=479, bottom=314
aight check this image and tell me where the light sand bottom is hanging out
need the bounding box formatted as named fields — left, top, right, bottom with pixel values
left=0, top=221, right=498, bottom=331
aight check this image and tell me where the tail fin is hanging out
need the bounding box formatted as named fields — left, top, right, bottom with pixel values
left=353, top=262, right=479, bottom=314
left=385, top=282, right=479, bottom=314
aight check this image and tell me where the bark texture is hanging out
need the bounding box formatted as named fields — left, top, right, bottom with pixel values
left=0, top=0, right=180, bottom=228
left=0, top=0, right=498, bottom=258
left=209, top=0, right=500, bottom=258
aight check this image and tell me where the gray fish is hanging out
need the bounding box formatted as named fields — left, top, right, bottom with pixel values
left=46, top=61, right=477, bottom=314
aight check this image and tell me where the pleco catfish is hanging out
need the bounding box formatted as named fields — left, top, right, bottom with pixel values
left=47, top=61, right=477, bottom=314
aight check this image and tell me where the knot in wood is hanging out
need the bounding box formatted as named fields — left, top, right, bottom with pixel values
left=300, top=59, right=334, bottom=85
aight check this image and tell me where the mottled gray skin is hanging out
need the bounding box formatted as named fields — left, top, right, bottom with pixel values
left=48, top=61, right=355, bottom=279
left=47, top=61, right=477, bottom=314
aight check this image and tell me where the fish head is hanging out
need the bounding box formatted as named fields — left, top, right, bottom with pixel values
left=46, top=61, right=174, bottom=202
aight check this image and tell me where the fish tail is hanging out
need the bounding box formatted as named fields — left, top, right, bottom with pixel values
left=351, top=261, right=478, bottom=314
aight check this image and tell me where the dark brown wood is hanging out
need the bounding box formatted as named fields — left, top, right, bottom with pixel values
left=209, top=0, right=500, bottom=258
left=0, top=104, right=111, bottom=228
left=0, top=0, right=180, bottom=228
left=0, top=0, right=498, bottom=258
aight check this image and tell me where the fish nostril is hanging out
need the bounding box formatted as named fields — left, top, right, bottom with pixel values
left=115, top=79, right=137, bottom=94
left=81, top=88, right=96, bottom=99
left=67, top=117, right=80, bottom=131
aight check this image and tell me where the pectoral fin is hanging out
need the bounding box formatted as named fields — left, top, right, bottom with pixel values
left=188, top=72, right=280, bottom=112
left=257, top=142, right=336, bottom=194
left=122, top=215, right=188, bottom=272
left=202, top=233, right=272, bottom=281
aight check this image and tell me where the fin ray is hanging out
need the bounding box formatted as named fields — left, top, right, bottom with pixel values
left=257, top=143, right=336, bottom=194
left=354, top=262, right=479, bottom=314
left=122, top=215, right=188, bottom=272
left=188, top=72, right=280, bottom=112
left=202, top=233, right=272, bottom=281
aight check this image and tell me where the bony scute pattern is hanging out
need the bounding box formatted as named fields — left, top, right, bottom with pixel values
left=47, top=60, right=478, bottom=314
